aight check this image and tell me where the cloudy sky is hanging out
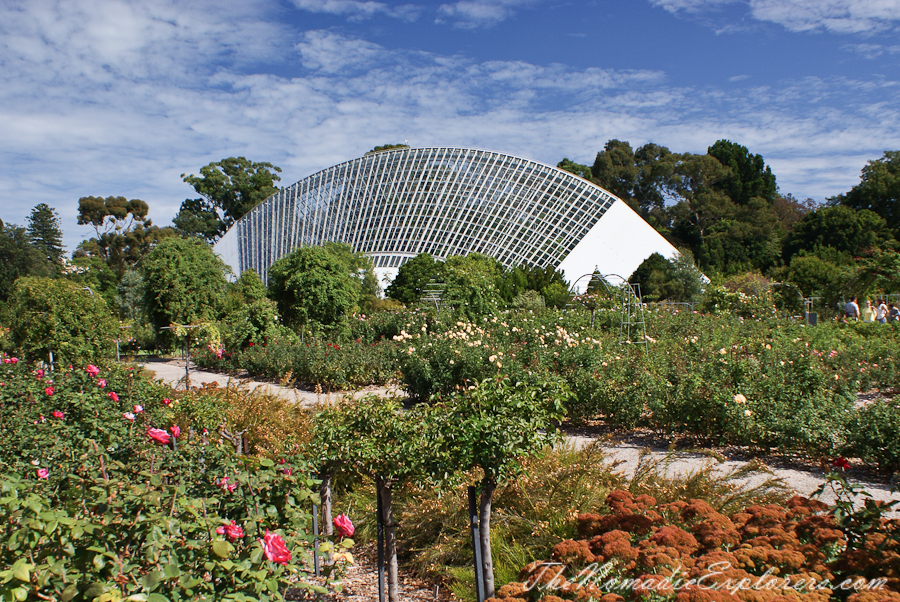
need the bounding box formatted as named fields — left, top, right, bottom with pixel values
left=2, top=0, right=899, bottom=252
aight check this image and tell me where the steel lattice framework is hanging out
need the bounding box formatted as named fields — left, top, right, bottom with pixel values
left=216, top=147, right=673, bottom=284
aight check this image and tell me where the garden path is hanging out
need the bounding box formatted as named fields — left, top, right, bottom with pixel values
left=139, top=359, right=900, bottom=515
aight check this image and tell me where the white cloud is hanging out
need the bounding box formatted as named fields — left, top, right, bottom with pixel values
left=291, top=0, right=421, bottom=21
left=1, top=4, right=897, bottom=252
left=844, top=43, right=900, bottom=58
left=437, top=0, right=540, bottom=28
left=296, top=30, right=385, bottom=72
left=650, top=0, right=900, bottom=34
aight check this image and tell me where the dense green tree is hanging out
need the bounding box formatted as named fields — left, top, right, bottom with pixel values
left=591, top=139, right=639, bottom=204
left=441, top=253, right=504, bottom=319
left=219, top=269, right=284, bottom=349
left=832, top=151, right=900, bottom=233
left=26, top=203, right=65, bottom=265
left=781, top=205, right=894, bottom=264
left=115, top=270, right=147, bottom=323
left=64, top=256, right=118, bottom=307
left=0, top=222, right=52, bottom=301
left=629, top=251, right=704, bottom=302
left=177, top=157, right=282, bottom=242
left=267, top=246, right=360, bottom=330
left=541, top=281, right=571, bottom=309
left=141, top=237, right=228, bottom=331
left=571, top=139, right=789, bottom=274
left=629, top=253, right=672, bottom=302
left=75, top=195, right=174, bottom=277
left=385, top=253, right=442, bottom=305
left=707, top=139, right=778, bottom=206
left=498, top=264, right=567, bottom=304
left=556, top=158, right=595, bottom=181
left=774, top=248, right=856, bottom=309
left=321, top=242, right=380, bottom=304
left=8, top=277, right=117, bottom=364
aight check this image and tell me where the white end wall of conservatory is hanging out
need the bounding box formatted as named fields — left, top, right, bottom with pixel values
left=557, top=200, right=679, bottom=292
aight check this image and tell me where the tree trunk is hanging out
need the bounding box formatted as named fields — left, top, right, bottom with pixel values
left=479, top=476, right=497, bottom=599
left=377, top=478, right=399, bottom=602
left=320, top=468, right=334, bottom=536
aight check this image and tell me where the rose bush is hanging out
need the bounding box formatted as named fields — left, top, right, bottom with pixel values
left=0, top=357, right=352, bottom=601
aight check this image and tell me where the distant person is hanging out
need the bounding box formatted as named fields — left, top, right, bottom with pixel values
left=862, top=299, right=875, bottom=322
left=877, top=298, right=888, bottom=323
left=845, top=297, right=860, bottom=320
left=890, top=303, right=900, bottom=322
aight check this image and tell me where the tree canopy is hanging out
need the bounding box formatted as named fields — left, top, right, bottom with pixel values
left=141, top=237, right=228, bottom=331
left=176, top=157, right=282, bottom=242
left=267, top=245, right=363, bottom=330
left=27, top=203, right=65, bottom=266
left=832, top=150, right=900, bottom=235
left=0, top=222, right=53, bottom=302
left=75, top=195, right=173, bottom=277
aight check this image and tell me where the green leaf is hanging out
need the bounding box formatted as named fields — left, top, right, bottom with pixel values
left=163, top=564, right=180, bottom=579
left=147, top=594, right=170, bottom=602
left=212, top=540, right=232, bottom=559
left=61, top=584, right=80, bottom=602
left=12, top=564, right=31, bottom=582
left=140, top=571, right=164, bottom=591
left=259, top=458, right=274, bottom=467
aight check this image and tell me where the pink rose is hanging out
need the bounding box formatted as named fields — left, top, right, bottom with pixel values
left=39, top=414, right=45, bottom=422
left=9, top=358, right=18, bottom=364
left=148, top=428, right=171, bottom=445
left=261, top=530, right=291, bottom=565
left=216, top=526, right=225, bottom=535
left=163, top=398, right=171, bottom=406
left=333, top=514, right=355, bottom=538
left=171, top=425, right=181, bottom=438
left=218, top=477, right=237, bottom=493
left=133, top=405, right=143, bottom=413
left=109, top=392, right=119, bottom=402
left=37, top=468, right=49, bottom=479
left=283, top=468, right=292, bottom=476
left=52, top=410, right=64, bottom=419
left=86, top=364, right=100, bottom=378
left=44, top=386, right=54, bottom=396
left=35, top=369, right=44, bottom=378
left=224, top=521, right=245, bottom=542
left=124, top=412, right=135, bottom=421
left=97, top=379, right=107, bottom=388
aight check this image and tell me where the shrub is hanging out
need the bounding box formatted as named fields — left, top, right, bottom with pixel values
left=846, top=398, right=900, bottom=471
left=0, top=358, right=351, bottom=601
left=6, top=276, right=117, bottom=364
left=141, top=236, right=228, bottom=332
left=498, top=484, right=899, bottom=602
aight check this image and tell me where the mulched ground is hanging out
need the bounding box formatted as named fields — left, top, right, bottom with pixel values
left=287, top=544, right=454, bottom=601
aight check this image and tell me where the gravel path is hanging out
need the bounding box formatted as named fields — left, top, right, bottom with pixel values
left=140, top=359, right=900, bottom=513
left=139, top=358, right=403, bottom=405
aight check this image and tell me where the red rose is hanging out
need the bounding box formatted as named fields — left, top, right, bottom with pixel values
left=333, top=513, right=355, bottom=537
left=148, top=428, right=171, bottom=445
left=261, top=530, right=291, bottom=564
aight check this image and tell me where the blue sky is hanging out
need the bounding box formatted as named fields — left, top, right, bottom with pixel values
left=1, top=0, right=899, bottom=253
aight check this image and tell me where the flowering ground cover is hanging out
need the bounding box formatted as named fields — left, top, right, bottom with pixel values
left=491, top=484, right=900, bottom=602
left=0, top=357, right=351, bottom=601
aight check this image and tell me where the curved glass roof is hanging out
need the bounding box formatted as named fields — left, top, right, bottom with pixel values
left=227, top=147, right=619, bottom=280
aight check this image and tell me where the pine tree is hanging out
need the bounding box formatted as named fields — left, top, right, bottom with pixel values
left=27, top=203, right=65, bottom=264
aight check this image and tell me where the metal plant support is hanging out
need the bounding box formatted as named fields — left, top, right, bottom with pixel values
left=568, top=272, right=648, bottom=346
left=619, top=282, right=647, bottom=346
